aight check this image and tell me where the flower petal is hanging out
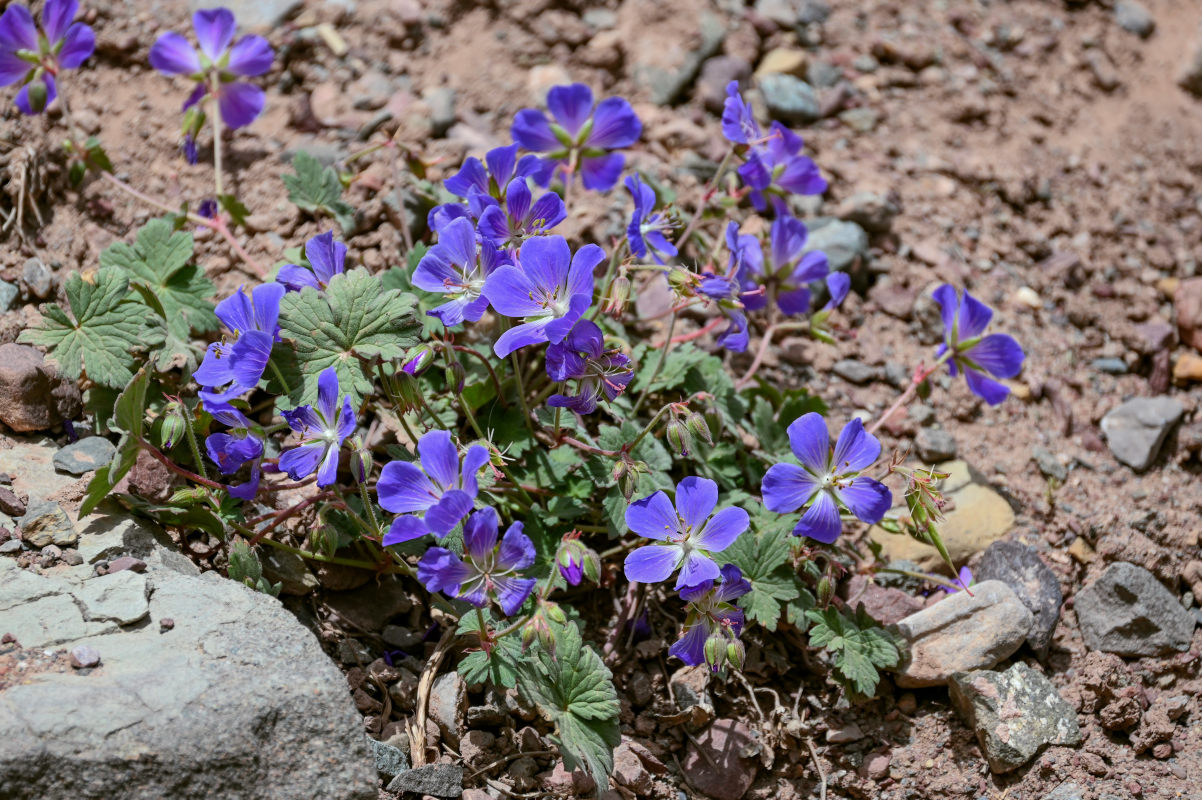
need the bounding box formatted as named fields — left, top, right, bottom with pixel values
left=41, top=0, right=77, bottom=44
left=964, top=368, right=1010, bottom=406
left=459, top=444, right=491, bottom=497
left=957, top=290, right=993, bottom=339
left=315, top=443, right=341, bottom=486
left=546, top=83, right=594, bottom=137
left=276, top=263, right=321, bottom=292
left=0, top=52, right=31, bottom=87
left=493, top=319, right=551, bottom=358
left=761, top=462, right=820, bottom=513
left=675, top=551, right=720, bottom=590
left=776, top=287, right=811, bottom=316
left=785, top=412, right=831, bottom=473
left=517, top=235, right=571, bottom=295
left=377, top=460, right=438, bottom=513
left=314, top=365, right=339, bottom=422
left=418, top=547, right=474, bottom=595
left=497, top=521, right=535, bottom=571
left=305, top=230, right=346, bottom=285
left=56, top=22, right=94, bottom=69
left=0, top=5, right=37, bottom=52
left=966, top=333, right=1024, bottom=379
left=792, top=491, right=843, bottom=543
left=668, top=622, right=707, bottom=666
left=383, top=514, right=429, bottom=546
left=462, top=506, right=499, bottom=561
left=226, top=34, right=272, bottom=76
left=835, top=477, right=891, bottom=524
left=15, top=73, right=55, bottom=115
left=625, top=490, right=678, bottom=541
left=830, top=417, right=880, bottom=474
left=444, top=157, right=488, bottom=199
left=511, top=108, right=560, bottom=152
left=824, top=272, right=850, bottom=310
left=193, top=7, right=236, bottom=62
left=692, top=506, right=749, bottom=553
left=567, top=242, right=603, bottom=301
left=586, top=96, right=641, bottom=148
left=278, top=441, right=324, bottom=481
left=425, top=489, right=475, bottom=536
left=217, top=81, right=264, bottom=129
left=579, top=152, right=625, bottom=192
left=482, top=264, right=542, bottom=318
left=418, top=429, right=459, bottom=489
left=674, top=476, right=717, bottom=532
left=485, top=144, right=519, bottom=187
left=932, top=284, right=959, bottom=340
left=624, top=543, right=682, bottom=584
left=493, top=575, right=537, bottom=617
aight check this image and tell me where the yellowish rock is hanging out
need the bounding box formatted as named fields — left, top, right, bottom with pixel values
left=755, top=48, right=808, bottom=78
left=1173, top=352, right=1202, bottom=384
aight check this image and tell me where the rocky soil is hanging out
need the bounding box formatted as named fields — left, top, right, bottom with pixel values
left=2, top=0, right=1202, bottom=799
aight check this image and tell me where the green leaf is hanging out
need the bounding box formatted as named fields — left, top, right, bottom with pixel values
left=516, top=622, right=620, bottom=795
left=18, top=269, right=158, bottom=388
left=228, top=540, right=281, bottom=596
left=277, top=268, right=421, bottom=407
left=457, top=611, right=521, bottom=688
left=80, top=367, right=150, bottom=516
left=217, top=194, right=251, bottom=228
left=805, top=606, right=900, bottom=697
left=720, top=512, right=810, bottom=630
left=282, top=151, right=356, bottom=231
left=633, top=342, right=708, bottom=394
left=99, top=218, right=216, bottom=340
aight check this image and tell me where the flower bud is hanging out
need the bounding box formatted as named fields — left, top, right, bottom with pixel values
left=310, top=525, right=337, bottom=558
left=159, top=400, right=187, bottom=451
left=349, top=436, right=373, bottom=484
left=582, top=550, right=601, bottom=584
left=612, top=459, right=629, bottom=483
left=665, top=418, right=692, bottom=457
left=684, top=412, right=713, bottom=447
left=726, top=639, right=746, bottom=671
left=391, top=371, right=423, bottom=414
left=704, top=635, right=727, bottom=669
left=556, top=542, right=585, bottom=587
left=444, top=361, right=466, bottom=396
left=817, top=576, right=834, bottom=608
left=25, top=77, right=49, bottom=114
left=402, top=344, right=436, bottom=375
left=604, top=275, right=632, bottom=316
left=544, top=601, right=567, bottom=626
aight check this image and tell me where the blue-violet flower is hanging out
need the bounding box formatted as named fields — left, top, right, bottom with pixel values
left=625, top=174, right=678, bottom=265
left=278, top=366, right=356, bottom=486
left=412, top=216, right=509, bottom=328
left=933, top=285, right=1025, bottom=406
left=545, top=319, right=633, bottom=414
left=376, top=429, right=491, bottom=543
left=0, top=0, right=94, bottom=114
left=277, top=230, right=346, bottom=292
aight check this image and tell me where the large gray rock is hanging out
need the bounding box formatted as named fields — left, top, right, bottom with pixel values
left=758, top=73, right=820, bottom=124
left=1100, top=397, right=1184, bottom=471
left=802, top=219, right=870, bottom=273
left=976, top=540, right=1063, bottom=655
left=1074, top=562, right=1195, bottom=657
left=950, top=663, right=1081, bottom=773
left=53, top=437, right=117, bottom=475
left=894, top=580, right=1033, bottom=687
left=0, top=522, right=376, bottom=800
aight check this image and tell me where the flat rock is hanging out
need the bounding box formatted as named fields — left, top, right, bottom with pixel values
left=681, top=719, right=758, bottom=800
left=1100, top=396, right=1184, bottom=471
left=895, top=580, right=1033, bottom=688
left=1114, top=1, right=1154, bottom=38
left=368, top=737, right=409, bottom=778
left=429, top=671, right=468, bottom=746
left=53, top=437, right=116, bottom=475
left=915, top=427, right=957, bottom=462
left=0, top=517, right=376, bottom=800
left=1074, top=562, right=1195, bottom=656
left=0, top=440, right=81, bottom=506
left=976, top=540, right=1063, bottom=655
left=19, top=501, right=77, bottom=548
left=386, top=764, right=464, bottom=797
left=950, top=663, right=1081, bottom=773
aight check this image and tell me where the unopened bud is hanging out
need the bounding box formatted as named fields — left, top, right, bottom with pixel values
left=392, top=371, right=423, bottom=414
left=544, top=601, right=567, bottom=625
left=160, top=401, right=187, bottom=451
left=704, top=635, right=726, bottom=669
left=817, top=576, right=834, bottom=608
left=665, top=418, right=692, bottom=457
left=726, top=639, right=746, bottom=670
left=684, top=412, right=712, bottom=447
left=444, top=361, right=466, bottom=395
left=604, top=275, right=632, bottom=316
left=310, top=525, right=337, bottom=558
left=582, top=550, right=601, bottom=584
left=349, top=436, right=372, bottom=484
left=25, top=77, right=49, bottom=114
left=402, top=344, right=435, bottom=376
left=612, top=459, right=629, bottom=483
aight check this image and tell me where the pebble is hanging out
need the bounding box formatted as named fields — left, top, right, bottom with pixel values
left=22, top=258, right=53, bottom=299
left=833, top=359, right=878, bottom=385
left=1013, top=286, right=1041, bottom=310
left=1075, top=562, right=1195, bottom=656
left=1100, top=396, right=1184, bottom=471
left=190, top=0, right=300, bottom=30
left=839, top=106, right=879, bottom=133
left=1180, top=33, right=1202, bottom=96
left=69, top=645, right=101, bottom=669
left=859, top=751, right=891, bottom=780
left=424, top=88, right=456, bottom=137
left=18, top=501, right=78, bottom=548
left=758, top=73, right=821, bottom=124
left=53, top=437, right=117, bottom=475
left=669, top=665, right=712, bottom=710
left=825, top=722, right=865, bottom=743
left=681, top=719, right=758, bottom=800
left=1092, top=357, right=1128, bottom=375
left=802, top=219, right=869, bottom=272
left=428, top=671, right=467, bottom=746
left=1172, top=352, right=1202, bottom=384
left=1114, top=1, right=1155, bottom=38
left=612, top=742, right=653, bottom=795
left=1174, top=277, right=1202, bottom=349
left=976, top=540, right=1063, bottom=655
left=386, top=764, right=464, bottom=798
left=0, top=280, right=17, bottom=313
left=915, top=427, right=957, bottom=462
left=950, top=663, right=1081, bottom=774
left=0, top=343, right=83, bottom=433
left=755, top=48, right=808, bottom=79
left=835, top=191, right=897, bottom=234
left=895, top=580, right=1033, bottom=687
left=368, top=737, right=409, bottom=778
left=459, top=730, right=495, bottom=768
left=1032, top=447, right=1068, bottom=481
left=0, top=487, right=25, bottom=517
left=697, top=56, right=753, bottom=112
left=807, top=60, right=843, bottom=88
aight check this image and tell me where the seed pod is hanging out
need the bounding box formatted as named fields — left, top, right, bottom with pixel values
left=349, top=436, right=373, bottom=484
left=704, top=635, right=726, bottom=669
left=582, top=550, right=602, bottom=584
left=445, top=361, right=466, bottom=395
left=665, top=418, right=692, bottom=457
left=159, top=401, right=187, bottom=451
left=726, top=639, right=746, bottom=671
left=604, top=275, right=632, bottom=316
left=684, top=412, right=713, bottom=447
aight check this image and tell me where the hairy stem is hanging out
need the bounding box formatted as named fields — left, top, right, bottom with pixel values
left=864, top=351, right=952, bottom=437
left=181, top=400, right=210, bottom=481
left=210, top=89, right=224, bottom=197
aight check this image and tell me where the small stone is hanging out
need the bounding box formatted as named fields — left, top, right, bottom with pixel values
left=386, top=763, right=463, bottom=797
left=670, top=664, right=712, bottom=712
left=798, top=0, right=831, bottom=24
left=22, top=258, right=53, bottom=299
left=835, top=191, right=898, bottom=234
left=802, top=219, right=869, bottom=272
left=0, top=280, right=17, bottom=313
left=69, top=645, right=101, bottom=669
left=0, top=344, right=83, bottom=433
left=841, top=574, right=924, bottom=625
left=1173, top=352, right=1202, bottom=384
left=838, top=106, right=879, bottom=133
left=105, top=556, right=148, bottom=574
left=1046, top=784, right=1085, bottom=800
left=681, top=719, right=758, bottom=800
left=368, top=736, right=409, bottom=778
left=758, top=73, right=821, bottom=124
left=1092, top=357, right=1128, bottom=375
left=859, top=751, right=891, bottom=780
left=833, top=359, right=878, bottom=385
left=0, top=540, right=21, bottom=554
left=807, top=60, right=843, bottom=88
left=1180, top=32, right=1202, bottom=96
left=424, top=88, right=456, bottom=137
left=1114, top=1, right=1155, bottom=38
left=696, top=56, right=752, bottom=112
left=189, top=0, right=300, bottom=29
left=260, top=548, right=318, bottom=596
left=976, top=540, right=1063, bottom=655
left=628, top=671, right=653, bottom=707
left=825, top=722, right=864, bottom=743
left=542, top=762, right=595, bottom=795
left=382, top=625, right=424, bottom=650
left=753, top=0, right=796, bottom=27
left=159, top=617, right=174, bottom=632
left=19, top=501, right=77, bottom=548
left=1013, top=286, right=1042, bottom=310
left=0, top=487, right=24, bottom=517
left=1074, top=562, right=1195, bottom=657
left=527, top=64, right=572, bottom=105
left=612, top=741, right=653, bottom=795
left=915, top=428, right=957, bottom=462
left=1174, top=277, right=1202, bottom=348
left=755, top=48, right=808, bottom=78
left=895, top=580, right=1034, bottom=688
left=1033, top=447, right=1068, bottom=481
left=76, top=570, right=150, bottom=625
left=53, top=437, right=117, bottom=475
left=459, top=730, right=495, bottom=767
left=1100, top=397, right=1184, bottom=471
left=428, top=671, right=467, bottom=746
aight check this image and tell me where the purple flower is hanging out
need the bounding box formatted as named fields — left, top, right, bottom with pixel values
left=204, top=401, right=262, bottom=500
left=695, top=271, right=750, bottom=353
left=740, top=121, right=827, bottom=211
left=0, top=0, right=94, bottom=115
left=511, top=83, right=642, bottom=192
left=933, top=285, right=1025, bottom=406
left=417, top=506, right=537, bottom=617
left=721, top=81, right=761, bottom=147
left=412, top=216, right=509, bottom=327
left=670, top=564, right=751, bottom=668
left=945, top=566, right=974, bottom=594
left=278, top=367, right=356, bottom=487
left=194, top=282, right=284, bottom=407
left=277, top=231, right=346, bottom=292
left=824, top=272, right=850, bottom=311
left=625, top=175, right=678, bottom=265
left=148, top=7, right=273, bottom=129
left=555, top=535, right=597, bottom=586
left=197, top=197, right=218, bottom=219
left=482, top=235, right=601, bottom=358
left=623, top=476, right=749, bottom=590
left=377, top=430, right=491, bottom=544
left=182, top=135, right=200, bottom=165
left=761, top=413, right=892, bottom=543
left=546, top=319, right=633, bottom=414
left=741, top=215, right=830, bottom=316
left=428, top=145, right=542, bottom=233
left=476, top=179, right=567, bottom=253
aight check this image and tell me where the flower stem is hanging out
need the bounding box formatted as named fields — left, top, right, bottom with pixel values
left=735, top=320, right=810, bottom=390
left=137, top=438, right=224, bottom=490
left=677, top=145, right=735, bottom=250
left=359, top=481, right=381, bottom=536
left=589, top=238, right=628, bottom=322
left=210, top=94, right=224, bottom=198
left=865, top=351, right=952, bottom=437
left=628, top=404, right=672, bottom=452
left=181, top=399, right=210, bottom=482
left=475, top=606, right=491, bottom=646
left=876, top=567, right=964, bottom=593
left=631, top=311, right=677, bottom=414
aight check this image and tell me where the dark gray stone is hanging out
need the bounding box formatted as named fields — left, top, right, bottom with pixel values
left=1075, top=562, right=1195, bottom=656
left=915, top=427, right=957, bottom=462
left=630, top=14, right=726, bottom=106
left=1114, top=1, right=1154, bottom=38
left=758, top=73, right=820, bottom=124
left=949, top=663, right=1081, bottom=774
left=802, top=219, right=869, bottom=272
left=1181, top=31, right=1202, bottom=96
left=1091, top=357, right=1128, bottom=375
left=1032, top=447, right=1068, bottom=481
left=425, top=88, right=457, bottom=137
left=697, top=55, right=752, bottom=112
left=53, top=437, right=117, bottom=475
left=428, top=672, right=467, bottom=746
left=806, top=60, right=843, bottom=88
left=368, top=737, right=409, bottom=778
left=386, top=764, right=464, bottom=797
left=833, top=359, right=878, bottom=385
left=1045, top=784, right=1085, bottom=800
left=797, top=0, right=831, bottom=24
left=0, top=280, right=17, bottom=313
left=976, top=540, right=1063, bottom=654
left=1100, top=396, right=1184, bottom=471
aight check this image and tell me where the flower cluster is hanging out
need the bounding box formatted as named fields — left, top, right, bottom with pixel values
left=0, top=0, right=94, bottom=114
